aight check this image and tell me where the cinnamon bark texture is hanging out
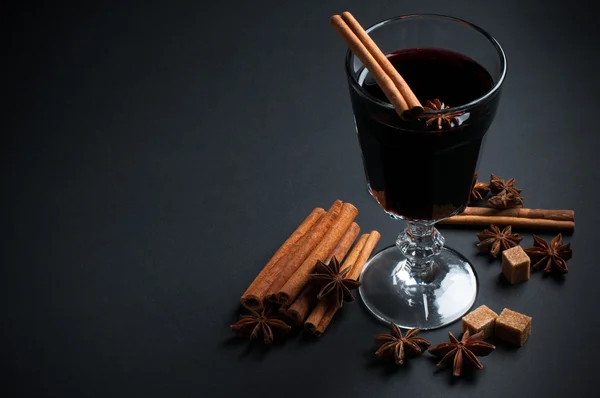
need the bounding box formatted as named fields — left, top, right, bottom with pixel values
left=305, top=231, right=381, bottom=335
left=240, top=207, right=325, bottom=310
left=326, top=222, right=361, bottom=265
left=276, top=203, right=359, bottom=305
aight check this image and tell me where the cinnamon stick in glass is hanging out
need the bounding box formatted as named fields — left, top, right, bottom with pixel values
left=330, top=14, right=422, bottom=118
left=305, top=231, right=381, bottom=335
left=262, top=200, right=343, bottom=303
left=339, top=11, right=422, bottom=114
left=285, top=222, right=360, bottom=325
left=276, top=203, right=359, bottom=305
left=459, top=207, right=574, bottom=222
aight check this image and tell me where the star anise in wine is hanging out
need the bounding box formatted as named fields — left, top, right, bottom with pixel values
left=310, top=257, right=360, bottom=309
left=419, top=99, right=460, bottom=129
left=429, top=330, right=495, bottom=377
left=230, top=308, right=291, bottom=344
left=486, top=190, right=523, bottom=209
left=375, top=322, right=431, bottom=365
left=524, top=234, right=572, bottom=274
left=476, top=224, right=523, bottom=258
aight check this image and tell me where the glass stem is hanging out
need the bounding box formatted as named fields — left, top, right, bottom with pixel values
left=396, top=220, right=445, bottom=283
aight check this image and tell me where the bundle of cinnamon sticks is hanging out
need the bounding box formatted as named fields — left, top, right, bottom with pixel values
left=240, top=200, right=380, bottom=335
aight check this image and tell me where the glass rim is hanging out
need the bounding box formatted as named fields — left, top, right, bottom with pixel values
left=344, top=13, right=507, bottom=115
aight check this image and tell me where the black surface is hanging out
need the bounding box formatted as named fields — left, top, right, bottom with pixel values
left=2, top=1, right=599, bottom=397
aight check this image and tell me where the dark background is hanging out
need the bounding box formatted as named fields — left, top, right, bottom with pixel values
left=2, top=1, right=599, bottom=397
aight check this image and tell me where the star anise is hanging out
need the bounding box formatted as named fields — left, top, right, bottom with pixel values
left=524, top=234, right=572, bottom=274
left=476, top=224, right=523, bottom=258
left=230, top=308, right=291, bottom=344
left=429, top=330, right=495, bottom=377
left=310, top=257, right=360, bottom=309
left=486, top=190, right=523, bottom=209
left=419, top=99, right=459, bottom=129
left=375, top=322, right=431, bottom=365
left=470, top=182, right=490, bottom=204
left=486, top=174, right=523, bottom=208
left=489, top=174, right=522, bottom=197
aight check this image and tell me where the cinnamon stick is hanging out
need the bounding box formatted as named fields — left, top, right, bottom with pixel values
left=330, top=14, right=420, bottom=118
left=285, top=222, right=360, bottom=325
left=339, top=234, right=370, bottom=272
left=305, top=231, right=381, bottom=335
left=326, top=222, right=361, bottom=264
left=277, top=203, right=359, bottom=305
left=240, top=207, right=325, bottom=310
left=315, top=305, right=338, bottom=336
left=459, top=207, right=574, bottom=222
left=263, top=200, right=343, bottom=303
left=340, top=12, right=422, bottom=114
left=348, top=231, right=381, bottom=280
left=439, top=215, right=575, bottom=232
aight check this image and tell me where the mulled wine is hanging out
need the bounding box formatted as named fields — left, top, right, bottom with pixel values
left=349, top=48, right=499, bottom=220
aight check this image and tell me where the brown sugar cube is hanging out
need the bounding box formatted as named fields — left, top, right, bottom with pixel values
left=495, top=308, right=532, bottom=346
left=502, top=246, right=530, bottom=284
left=462, top=305, right=498, bottom=339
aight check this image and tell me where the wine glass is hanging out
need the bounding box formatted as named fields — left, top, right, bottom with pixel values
left=345, top=14, right=507, bottom=329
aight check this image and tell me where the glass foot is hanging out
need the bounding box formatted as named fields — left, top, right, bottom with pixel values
left=358, top=245, right=478, bottom=330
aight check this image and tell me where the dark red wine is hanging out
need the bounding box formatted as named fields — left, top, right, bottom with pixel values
left=349, top=48, right=499, bottom=220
